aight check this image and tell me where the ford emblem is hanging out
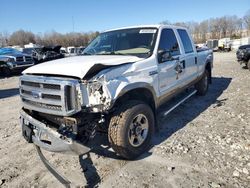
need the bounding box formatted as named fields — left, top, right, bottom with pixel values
left=31, top=91, right=41, bottom=99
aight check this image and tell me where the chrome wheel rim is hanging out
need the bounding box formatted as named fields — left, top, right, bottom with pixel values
left=128, top=114, right=149, bottom=147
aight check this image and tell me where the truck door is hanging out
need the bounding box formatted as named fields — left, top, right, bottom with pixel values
left=157, top=28, right=182, bottom=96
left=176, top=29, right=198, bottom=86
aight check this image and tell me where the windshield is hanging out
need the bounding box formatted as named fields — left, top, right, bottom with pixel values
left=83, top=28, right=158, bottom=58
left=23, top=48, right=33, bottom=54
left=0, top=48, right=21, bottom=55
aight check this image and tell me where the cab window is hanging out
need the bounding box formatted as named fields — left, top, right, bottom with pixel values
left=177, top=29, right=194, bottom=53
left=158, top=29, right=180, bottom=56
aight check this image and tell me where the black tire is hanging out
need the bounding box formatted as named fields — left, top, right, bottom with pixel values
left=2, top=67, right=11, bottom=77
left=195, top=70, right=209, bottom=96
left=247, top=60, right=250, bottom=71
left=108, top=100, right=155, bottom=159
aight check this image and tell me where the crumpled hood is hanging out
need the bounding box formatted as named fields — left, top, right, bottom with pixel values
left=23, top=55, right=143, bottom=79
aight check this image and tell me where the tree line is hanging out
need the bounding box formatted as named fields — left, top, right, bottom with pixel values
left=0, top=10, right=249, bottom=47
left=0, top=30, right=99, bottom=48
left=161, top=10, right=250, bottom=43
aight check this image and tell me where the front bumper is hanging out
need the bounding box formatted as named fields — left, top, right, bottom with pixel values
left=236, top=51, right=248, bottom=63
left=20, top=109, right=90, bottom=155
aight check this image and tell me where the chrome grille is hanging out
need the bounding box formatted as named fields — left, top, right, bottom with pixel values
left=25, top=56, right=32, bottom=62
left=43, top=83, right=61, bottom=90
left=16, top=56, right=24, bottom=62
left=19, top=75, right=81, bottom=116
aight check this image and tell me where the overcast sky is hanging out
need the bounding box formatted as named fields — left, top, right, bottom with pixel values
left=0, top=0, right=249, bottom=34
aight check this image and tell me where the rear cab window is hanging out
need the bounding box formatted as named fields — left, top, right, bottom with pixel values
left=177, top=29, right=194, bottom=54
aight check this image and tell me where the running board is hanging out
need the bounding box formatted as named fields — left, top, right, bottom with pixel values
left=162, top=89, right=197, bottom=116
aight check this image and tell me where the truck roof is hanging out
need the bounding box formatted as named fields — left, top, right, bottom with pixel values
left=103, top=24, right=187, bottom=33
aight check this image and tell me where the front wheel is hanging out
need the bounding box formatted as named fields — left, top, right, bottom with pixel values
left=195, top=70, right=209, bottom=96
left=108, top=100, right=155, bottom=159
left=2, top=67, right=11, bottom=77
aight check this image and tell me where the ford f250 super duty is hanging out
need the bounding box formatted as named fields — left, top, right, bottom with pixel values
left=19, top=25, right=213, bottom=185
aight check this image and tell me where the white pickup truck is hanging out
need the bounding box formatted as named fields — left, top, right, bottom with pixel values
left=19, top=25, right=213, bottom=172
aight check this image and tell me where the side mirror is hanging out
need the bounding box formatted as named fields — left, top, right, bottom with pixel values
left=158, top=49, right=172, bottom=63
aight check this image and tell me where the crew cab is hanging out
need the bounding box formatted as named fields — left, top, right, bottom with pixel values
left=236, top=44, right=250, bottom=70
left=19, top=25, right=213, bottom=181
left=0, top=48, right=34, bottom=76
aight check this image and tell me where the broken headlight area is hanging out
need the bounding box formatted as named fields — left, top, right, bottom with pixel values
left=75, top=84, right=84, bottom=109
left=88, top=81, right=103, bottom=94
left=85, top=80, right=112, bottom=112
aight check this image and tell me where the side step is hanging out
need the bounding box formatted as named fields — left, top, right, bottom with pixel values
left=161, top=89, right=197, bottom=116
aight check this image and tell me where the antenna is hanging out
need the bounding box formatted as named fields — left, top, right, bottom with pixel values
left=72, top=16, right=75, bottom=32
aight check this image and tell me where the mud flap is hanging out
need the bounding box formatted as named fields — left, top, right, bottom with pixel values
left=35, top=145, right=71, bottom=188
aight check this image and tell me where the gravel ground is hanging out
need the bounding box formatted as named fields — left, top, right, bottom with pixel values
left=0, top=52, right=249, bottom=188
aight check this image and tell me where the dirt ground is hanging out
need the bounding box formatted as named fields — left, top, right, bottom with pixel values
left=0, top=52, right=249, bottom=188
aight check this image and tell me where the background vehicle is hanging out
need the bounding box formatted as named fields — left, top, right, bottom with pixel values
left=0, top=48, right=34, bottom=76
left=218, top=38, right=232, bottom=52
left=236, top=44, right=250, bottom=70
left=19, top=25, right=213, bottom=185
left=67, top=46, right=85, bottom=56
left=23, top=46, right=64, bottom=63
left=60, top=47, right=70, bottom=57
left=206, top=39, right=219, bottom=51
left=22, top=47, right=44, bottom=63
left=41, top=46, right=64, bottom=61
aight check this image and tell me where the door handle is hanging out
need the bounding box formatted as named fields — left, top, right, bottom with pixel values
left=175, top=64, right=183, bottom=74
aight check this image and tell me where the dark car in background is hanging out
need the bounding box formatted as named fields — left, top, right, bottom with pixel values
left=236, top=44, right=250, bottom=70
left=22, top=47, right=44, bottom=63
left=41, top=46, right=64, bottom=61
left=23, top=45, right=64, bottom=63
left=0, top=48, right=34, bottom=76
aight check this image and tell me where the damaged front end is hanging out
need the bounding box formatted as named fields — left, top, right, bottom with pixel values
left=84, top=63, right=132, bottom=113
left=19, top=74, right=101, bottom=155
left=20, top=108, right=101, bottom=155
left=19, top=63, right=132, bottom=186
left=19, top=63, right=131, bottom=153
left=20, top=108, right=99, bottom=187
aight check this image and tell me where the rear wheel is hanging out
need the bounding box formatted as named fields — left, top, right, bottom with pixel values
left=195, top=70, right=209, bottom=96
left=108, top=100, right=155, bottom=159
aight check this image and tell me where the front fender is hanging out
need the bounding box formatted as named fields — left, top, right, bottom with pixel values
left=108, top=82, right=157, bottom=110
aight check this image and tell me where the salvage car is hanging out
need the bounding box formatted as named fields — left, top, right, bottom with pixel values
left=236, top=44, right=250, bottom=70
left=41, top=46, right=64, bottom=61
left=19, top=25, right=213, bottom=185
left=22, top=47, right=43, bottom=63
left=23, top=46, right=64, bottom=63
left=0, top=48, right=34, bottom=76
left=67, top=46, right=86, bottom=56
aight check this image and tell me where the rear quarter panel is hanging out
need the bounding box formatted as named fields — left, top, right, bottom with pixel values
left=197, top=49, right=213, bottom=77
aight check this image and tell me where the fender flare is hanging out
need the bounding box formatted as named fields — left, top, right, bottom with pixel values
left=111, top=82, right=158, bottom=109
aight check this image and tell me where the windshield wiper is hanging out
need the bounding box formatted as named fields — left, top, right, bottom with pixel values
left=95, top=51, right=127, bottom=55
left=110, top=51, right=127, bottom=55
